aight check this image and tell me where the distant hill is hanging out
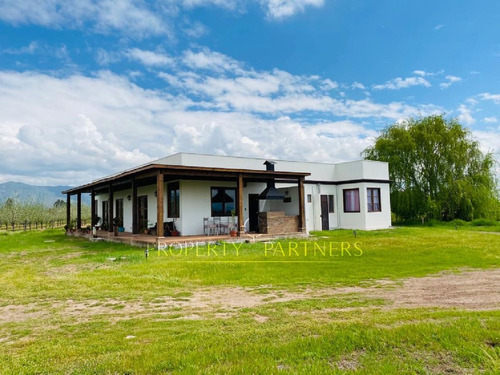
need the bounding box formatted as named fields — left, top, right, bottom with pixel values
left=0, top=182, right=91, bottom=206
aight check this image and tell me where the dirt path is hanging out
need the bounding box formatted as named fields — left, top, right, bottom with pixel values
left=1, top=268, right=499, bottom=324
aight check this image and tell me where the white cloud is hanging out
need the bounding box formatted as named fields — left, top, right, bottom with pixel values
left=95, top=48, right=122, bottom=66
left=182, top=21, right=208, bottom=38
left=321, top=79, right=338, bottom=90
left=261, top=0, right=325, bottom=19
left=2, top=41, right=38, bottom=54
left=126, top=48, right=174, bottom=67
left=457, top=104, right=475, bottom=125
left=0, top=69, right=438, bottom=185
left=483, top=117, right=498, bottom=123
left=181, top=0, right=242, bottom=11
left=440, top=75, right=462, bottom=89
left=0, top=0, right=171, bottom=39
left=412, top=69, right=444, bottom=77
left=373, top=76, right=431, bottom=90
left=351, top=82, right=366, bottom=90
left=478, top=92, right=500, bottom=105
left=434, top=24, right=444, bottom=30
left=182, top=48, right=244, bottom=73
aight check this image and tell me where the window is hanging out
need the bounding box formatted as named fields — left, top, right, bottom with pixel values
left=211, top=187, right=235, bottom=216
left=115, top=198, right=123, bottom=226
left=328, top=195, right=334, bottom=213
left=138, top=195, right=148, bottom=230
left=307, top=194, right=312, bottom=203
left=367, top=188, right=381, bottom=212
left=167, top=182, right=180, bottom=218
left=102, top=201, right=109, bottom=225
left=343, top=189, right=360, bottom=212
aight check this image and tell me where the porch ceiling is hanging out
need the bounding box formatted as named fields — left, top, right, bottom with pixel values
left=62, top=164, right=310, bottom=195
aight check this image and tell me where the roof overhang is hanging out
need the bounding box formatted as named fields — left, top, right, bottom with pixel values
left=62, top=164, right=310, bottom=195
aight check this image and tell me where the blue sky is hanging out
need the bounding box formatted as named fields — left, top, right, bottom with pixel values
left=0, top=0, right=499, bottom=186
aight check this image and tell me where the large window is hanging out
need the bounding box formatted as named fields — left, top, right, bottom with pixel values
left=211, top=187, right=235, bottom=216
left=343, top=189, right=360, bottom=213
left=367, top=188, right=381, bottom=212
left=168, top=182, right=180, bottom=218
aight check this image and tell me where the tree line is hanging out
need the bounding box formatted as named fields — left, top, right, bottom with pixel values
left=363, top=115, right=499, bottom=223
left=0, top=198, right=91, bottom=231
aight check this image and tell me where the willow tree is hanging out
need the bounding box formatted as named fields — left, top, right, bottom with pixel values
left=363, top=115, right=498, bottom=221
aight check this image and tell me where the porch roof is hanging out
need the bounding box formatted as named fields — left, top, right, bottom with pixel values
left=62, top=163, right=310, bottom=195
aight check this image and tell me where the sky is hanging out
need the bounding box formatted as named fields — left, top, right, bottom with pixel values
left=0, top=0, right=499, bottom=186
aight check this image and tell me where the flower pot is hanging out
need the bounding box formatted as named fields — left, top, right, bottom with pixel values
left=230, top=230, right=237, bottom=237
left=171, top=230, right=179, bottom=237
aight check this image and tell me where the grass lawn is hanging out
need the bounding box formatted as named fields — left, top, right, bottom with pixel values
left=0, top=226, right=498, bottom=374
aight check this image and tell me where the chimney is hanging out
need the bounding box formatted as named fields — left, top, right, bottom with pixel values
left=264, top=160, right=275, bottom=171
left=258, top=161, right=284, bottom=200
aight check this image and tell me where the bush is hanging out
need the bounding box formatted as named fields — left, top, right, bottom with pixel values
left=451, top=219, right=468, bottom=227
left=471, top=218, right=498, bottom=226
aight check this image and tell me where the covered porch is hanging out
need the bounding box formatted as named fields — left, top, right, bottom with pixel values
left=63, top=163, right=309, bottom=240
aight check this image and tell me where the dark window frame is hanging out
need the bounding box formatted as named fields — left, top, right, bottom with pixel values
left=167, top=181, right=180, bottom=218
left=343, top=188, right=360, bottom=213
left=102, top=200, right=109, bottom=225
left=367, top=187, right=381, bottom=212
left=210, top=186, right=236, bottom=217
left=328, top=194, right=334, bottom=213
left=115, top=198, right=124, bottom=226
left=307, top=194, right=312, bottom=203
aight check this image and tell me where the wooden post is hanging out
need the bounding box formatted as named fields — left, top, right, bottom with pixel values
left=66, top=193, right=71, bottom=228
left=76, top=192, right=82, bottom=229
left=237, top=174, right=244, bottom=236
left=132, top=178, right=138, bottom=234
left=108, top=184, right=114, bottom=233
left=91, top=188, right=96, bottom=227
left=298, top=176, right=305, bottom=232
left=157, top=171, right=164, bottom=237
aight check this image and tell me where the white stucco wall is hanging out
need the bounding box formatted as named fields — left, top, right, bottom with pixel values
left=92, top=153, right=391, bottom=234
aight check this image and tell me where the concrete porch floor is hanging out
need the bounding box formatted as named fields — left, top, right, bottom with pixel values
left=68, top=229, right=308, bottom=248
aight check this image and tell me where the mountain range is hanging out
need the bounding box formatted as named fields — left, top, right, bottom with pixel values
left=0, top=182, right=91, bottom=206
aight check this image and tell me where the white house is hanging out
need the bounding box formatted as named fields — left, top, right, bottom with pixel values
left=63, top=153, right=391, bottom=237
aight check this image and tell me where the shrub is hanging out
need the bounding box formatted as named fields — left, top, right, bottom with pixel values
left=451, top=219, right=468, bottom=227
left=471, top=218, right=498, bottom=226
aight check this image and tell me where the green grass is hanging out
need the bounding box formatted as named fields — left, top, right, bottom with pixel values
left=0, top=227, right=499, bottom=374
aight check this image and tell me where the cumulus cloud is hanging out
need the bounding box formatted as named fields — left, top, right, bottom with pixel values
left=126, top=48, right=174, bottom=67
left=483, top=117, right=498, bottom=123
left=0, top=69, right=418, bottom=185
left=2, top=41, right=38, bottom=54
left=440, top=75, right=462, bottom=89
left=0, top=0, right=172, bottom=39
left=182, top=48, right=245, bottom=73
left=373, top=76, right=431, bottom=90
left=457, top=104, right=475, bottom=125
left=351, top=82, right=366, bottom=90
left=261, top=0, right=325, bottom=19
left=478, top=92, right=500, bottom=104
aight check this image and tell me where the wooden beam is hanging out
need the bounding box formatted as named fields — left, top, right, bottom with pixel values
left=108, top=184, right=114, bottom=233
left=76, top=192, right=82, bottom=229
left=66, top=193, right=71, bottom=228
left=298, top=176, right=306, bottom=232
left=157, top=171, right=164, bottom=237
left=132, top=178, right=138, bottom=234
left=91, top=188, right=96, bottom=227
left=237, top=174, right=244, bottom=236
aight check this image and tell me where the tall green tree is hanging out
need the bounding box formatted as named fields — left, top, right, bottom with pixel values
left=363, top=115, right=498, bottom=221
